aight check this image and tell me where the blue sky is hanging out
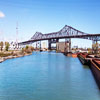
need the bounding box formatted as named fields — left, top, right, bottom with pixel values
left=0, top=0, right=100, bottom=48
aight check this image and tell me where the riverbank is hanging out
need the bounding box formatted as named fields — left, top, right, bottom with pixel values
left=0, top=50, right=32, bottom=63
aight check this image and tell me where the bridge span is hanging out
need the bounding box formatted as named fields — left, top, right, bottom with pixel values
left=19, top=25, right=100, bottom=51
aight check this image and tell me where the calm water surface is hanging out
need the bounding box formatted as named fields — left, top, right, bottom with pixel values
left=0, top=52, right=100, bottom=100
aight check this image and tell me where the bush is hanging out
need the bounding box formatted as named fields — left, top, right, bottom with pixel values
left=5, top=42, right=10, bottom=51
left=25, top=46, right=29, bottom=50
left=21, top=48, right=25, bottom=53
left=23, top=46, right=34, bottom=54
left=26, top=49, right=32, bottom=53
left=0, top=52, right=11, bottom=57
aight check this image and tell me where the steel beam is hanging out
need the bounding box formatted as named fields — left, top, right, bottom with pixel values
left=65, top=38, right=71, bottom=53
left=18, top=25, right=100, bottom=45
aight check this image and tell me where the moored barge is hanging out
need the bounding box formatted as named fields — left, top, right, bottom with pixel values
left=90, top=59, right=100, bottom=89
left=78, top=53, right=100, bottom=88
left=72, top=53, right=77, bottom=58
left=78, top=53, right=88, bottom=65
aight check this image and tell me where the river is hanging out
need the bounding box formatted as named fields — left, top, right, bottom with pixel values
left=0, top=51, right=100, bottom=100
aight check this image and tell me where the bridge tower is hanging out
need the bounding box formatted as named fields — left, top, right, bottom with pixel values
left=48, top=39, right=59, bottom=50
left=39, top=41, right=41, bottom=50
left=36, top=41, right=41, bottom=50
left=64, top=38, right=71, bottom=53
left=36, top=42, right=38, bottom=50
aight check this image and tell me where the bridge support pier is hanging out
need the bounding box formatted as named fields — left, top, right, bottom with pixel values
left=39, top=41, right=41, bottom=51
left=36, top=41, right=41, bottom=51
left=48, top=39, right=51, bottom=50
left=48, top=39, right=59, bottom=50
left=56, top=39, right=59, bottom=50
left=36, top=42, right=38, bottom=50
left=64, top=38, right=71, bottom=53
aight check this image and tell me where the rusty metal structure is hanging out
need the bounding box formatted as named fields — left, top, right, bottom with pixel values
left=19, top=25, right=100, bottom=51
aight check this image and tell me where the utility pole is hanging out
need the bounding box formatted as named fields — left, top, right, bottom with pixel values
left=16, top=22, right=18, bottom=49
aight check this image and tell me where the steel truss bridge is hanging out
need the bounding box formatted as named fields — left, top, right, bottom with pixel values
left=19, top=25, right=100, bottom=51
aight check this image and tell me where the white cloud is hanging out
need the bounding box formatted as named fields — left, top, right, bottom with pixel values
left=0, top=11, right=5, bottom=18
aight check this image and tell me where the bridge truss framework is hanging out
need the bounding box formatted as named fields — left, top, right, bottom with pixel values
left=19, top=25, right=100, bottom=52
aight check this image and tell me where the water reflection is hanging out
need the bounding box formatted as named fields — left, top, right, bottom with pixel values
left=0, top=51, right=100, bottom=100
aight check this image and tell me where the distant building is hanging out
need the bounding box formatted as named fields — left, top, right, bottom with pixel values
left=56, top=42, right=70, bottom=52
left=73, top=46, right=78, bottom=49
left=42, top=42, right=46, bottom=49
left=10, top=42, right=22, bottom=50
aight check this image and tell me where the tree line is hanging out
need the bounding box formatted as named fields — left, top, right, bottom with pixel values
left=0, top=41, right=10, bottom=51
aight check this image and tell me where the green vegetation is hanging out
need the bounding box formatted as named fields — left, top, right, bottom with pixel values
left=22, top=46, right=34, bottom=54
left=0, top=41, right=10, bottom=51
left=0, top=43, right=34, bottom=63
left=0, top=52, right=11, bottom=57
left=0, top=41, right=3, bottom=51
left=25, top=45, right=29, bottom=49
left=92, top=42, right=99, bottom=55
left=87, top=48, right=92, bottom=54
left=5, top=42, right=10, bottom=51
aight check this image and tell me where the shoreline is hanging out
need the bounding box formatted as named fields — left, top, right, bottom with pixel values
left=0, top=53, right=32, bottom=63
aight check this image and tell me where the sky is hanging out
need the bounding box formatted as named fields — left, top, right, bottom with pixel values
left=0, top=0, right=100, bottom=48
